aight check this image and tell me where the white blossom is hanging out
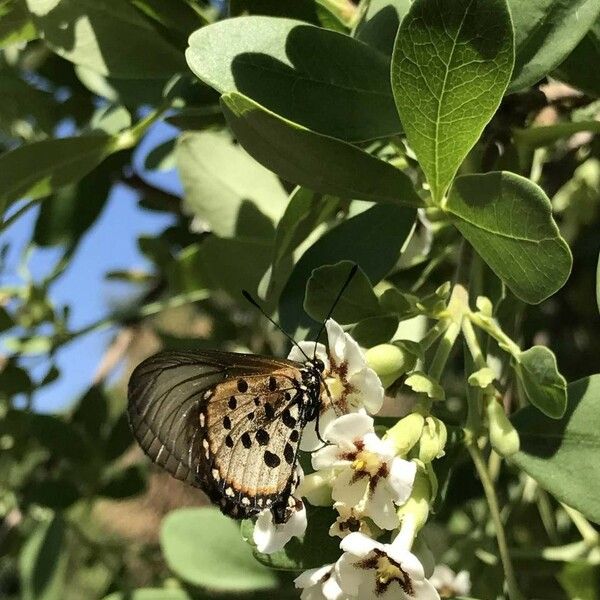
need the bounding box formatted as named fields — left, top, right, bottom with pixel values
left=294, top=564, right=352, bottom=600
left=253, top=499, right=307, bottom=554
left=312, top=413, right=416, bottom=530
left=336, top=532, right=440, bottom=600
left=288, top=319, right=384, bottom=451
left=429, top=565, right=471, bottom=598
left=329, top=502, right=375, bottom=539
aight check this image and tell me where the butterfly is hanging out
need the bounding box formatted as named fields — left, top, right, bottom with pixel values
left=127, top=349, right=326, bottom=524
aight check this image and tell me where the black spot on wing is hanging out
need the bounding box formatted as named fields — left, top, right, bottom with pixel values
left=264, top=450, right=281, bottom=468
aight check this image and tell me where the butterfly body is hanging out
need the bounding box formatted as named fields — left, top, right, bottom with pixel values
left=127, top=350, right=324, bottom=523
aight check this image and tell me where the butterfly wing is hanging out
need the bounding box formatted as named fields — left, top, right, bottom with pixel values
left=127, top=350, right=312, bottom=520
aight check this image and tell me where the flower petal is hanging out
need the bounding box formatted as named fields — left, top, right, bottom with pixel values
left=365, top=480, right=400, bottom=530
left=300, top=407, right=337, bottom=452
left=412, top=577, right=441, bottom=600
left=335, top=552, right=369, bottom=594
left=332, top=469, right=368, bottom=507
left=324, top=413, right=374, bottom=446
left=339, top=531, right=381, bottom=557
left=295, top=565, right=334, bottom=589
left=325, top=319, right=348, bottom=365
left=312, top=446, right=348, bottom=471
left=387, top=458, right=417, bottom=505
left=253, top=503, right=307, bottom=554
left=349, top=367, right=384, bottom=414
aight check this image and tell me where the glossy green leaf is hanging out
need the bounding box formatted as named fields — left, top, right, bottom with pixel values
left=391, top=0, right=514, bottom=202
left=221, top=93, right=421, bottom=207
left=19, top=515, right=68, bottom=600
left=356, top=0, right=410, bottom=56
left=511, top=375, right=600, bottom=523
left=103, top=590, right=192, bottom=600
left=351, top=315, right=399, bottom=347
left=240, top=506, right=340, bottom=571
left=279, top=202, right=416, bottom=333
left=176, top=129, right=287, bottom=238
left=554, top=17, right=600, bottom=97
left=26, top=0, right=185, bottom=78
left=508, top=0, right=600, bottom=92
left=305, top=261, right=383, bottom=324
left=445, top=172, right=572, bottom=304
left=514, top=346, right=567, bottom=419
left=513, top=120, right=600, bottom=148
left=0, top=0, right=37, bottom=48
left=161, top=507, right=277, bottom=591
left=187, top=16, right=400, bottom=141
left=0, top=135, right=114, bottom=217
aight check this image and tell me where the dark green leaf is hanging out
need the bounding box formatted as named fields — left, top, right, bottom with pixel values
left=160, top=507, right=277, bottom=591
left=0, top=305, right=14, bottom=332
left=514, top=346, right=567, bottom=419
left=229, top=0, right=319, bottom=22
left=0, top=135, right=114, bottom=217
left=19, top=515, right=68, bottom=600
left=513, top=120, right=600, bottom=148
left=305, top=261, right=383, bottom=324
left=512, top=375, right=600, bottom=524
left=279, top=203, right=416, bottom=333
left=0, top=0, right=37, bottom=48
left=597, top=252, right=600, bottom=314
left=144, top=138, right=176, bottom=171
left=23, top=478, right=81, bottom=509
left=176, top=130, right=287, bottom=238
left=164, top=107, right=224, bottom=131
left=508, top=0, right=600, bottom=92
left=71, top=385, right=108, bottom=442
left=356, top=0, right=410, bottom=56
left=103, top=413, right=134, bottom=461
left=558, top=561, right=599, bottom=600
left=0, top=362, right=31, bottom=395
left=350, top=315, right=400, bottom=347
left=187, top=16, right=400, bottom=141
left=98, top=464, right=146, bottom=499
left=26, top=0, right=185, bottom=78
left=391, top=0, right=514, bottom=202
left=240, top=506, right=340, bottom=571
left=445, top=172, right=572, bottom=304
left=221, top=92, right=421, bottom=207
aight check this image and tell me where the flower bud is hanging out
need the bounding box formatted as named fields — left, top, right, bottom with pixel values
left=396, top=466, right=431, bottom=531
left=365, top=343, right=416, bottom=388
left=418, top=416, right=447, bottom=463
left=486, top=396, right=520, bottom=456
left=296, top=469, right=334, bottom=506
left=384, top=413, right=425, bottom=456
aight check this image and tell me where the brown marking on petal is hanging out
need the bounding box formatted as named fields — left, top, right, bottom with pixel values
left=350, top=470, right=368, bottom=485
left=355, top=555, right=378, bottom=570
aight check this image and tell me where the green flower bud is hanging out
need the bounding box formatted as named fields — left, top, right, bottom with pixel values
left=366, top=343, right=416, bottom=388
left=486, top=395, right=520, bottom=456
left=418, top=416, right=447, bottom=463
left=396, top=466, right=431, bottom=531
left=384, top=413, right=425, bottom=456
left=296, top=469, right=334, bottom=506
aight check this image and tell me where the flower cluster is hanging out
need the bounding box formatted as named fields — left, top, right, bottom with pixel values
left=252, top=319, right=451, bottom=600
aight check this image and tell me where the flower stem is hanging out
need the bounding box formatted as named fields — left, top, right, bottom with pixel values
left=467, top=442, right=524, bottom=600
left=427, top=320, right=460, bottom=381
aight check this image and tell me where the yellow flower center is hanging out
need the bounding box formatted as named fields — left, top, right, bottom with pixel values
left=325, top=374, right=345, bottom=400
left=376, top=556, right=405, bottom=586
left=351, top=450, right=382, bottom=477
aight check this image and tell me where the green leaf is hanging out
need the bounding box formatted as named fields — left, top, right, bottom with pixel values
left=71, top=386, right=108, bottom=442
left=176, top=130, right=287, bottom=238
left=160, top=507, right=277, bottom=591
left=144, top=138, right=176, bottom=171
left=404, top=371, right=445, bottom=400
left=391, top=0, right=514, bottom=202
left=0, top=135, right=114, bottom=217
left=445, top=171, right=572, bottom=304
left=279, top=203, right=416, bottom=333
left=513, top=346, right=567, bottom=419
left=240, top=506, right=340, bottom=571
left=103, top=413, right=134, bottom=461
left=356, top=0, right=411, bottom=57
left=554, top=17, right=600, bottom=97
left=103, top=590, right=193, bottom=600
left=221, top=92, right=421, bottom=207
left=513, top=120, right=600, bottom=148
left=229, top=0, right=319, bottom=22
left=558, top=561, right=599, bottom=600
left=305, top=261, right=383, bottom=324
left=508, top=0, right=600, bottom=93
left=19, top=515, right=68, bottom=600
left=597, top=252, right=600, bottom=314
left=351, top=315, right=400, bottom=347
left=0, top=305, right=13, bottom=332
left=26, top=0, right=185, bottom=78
left=0, top=0, right=37, bottom=48
left=23, top=478, right=81, bottom=509
left=187, top=16, right=400, bottom=142
left=0, top=361, right=30, bottom=395
left=165, top=107, right=224, bottom=131
left=511, top=375, right=600, bottom=524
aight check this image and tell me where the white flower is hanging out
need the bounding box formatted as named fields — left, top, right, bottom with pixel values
left=336, top=532, right=440, bottom=600
left=329, top=502, right=375, bottom=539
left=429, top=565, right=471, bottom=598
left=289, top=319, right=384, bottom=451
left=312, top=413, right=416, bottom=530
left=253, top=499, right=307, bottom=554
left=294, top=564, right=352, bottom=600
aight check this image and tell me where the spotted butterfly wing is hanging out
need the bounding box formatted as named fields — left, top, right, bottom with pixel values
left=127, top=350, right=323, bottom=523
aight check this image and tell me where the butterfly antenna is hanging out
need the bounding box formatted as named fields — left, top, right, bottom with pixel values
left=312, top=263, right=359, bottom=358
left=242, top=290, right=312, bottom=362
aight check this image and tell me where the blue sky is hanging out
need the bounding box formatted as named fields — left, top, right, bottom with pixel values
left=1, top=121, right=179, bottom=413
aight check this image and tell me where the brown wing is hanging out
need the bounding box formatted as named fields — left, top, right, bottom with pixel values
left=127, top=350, right=308, bottom=519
